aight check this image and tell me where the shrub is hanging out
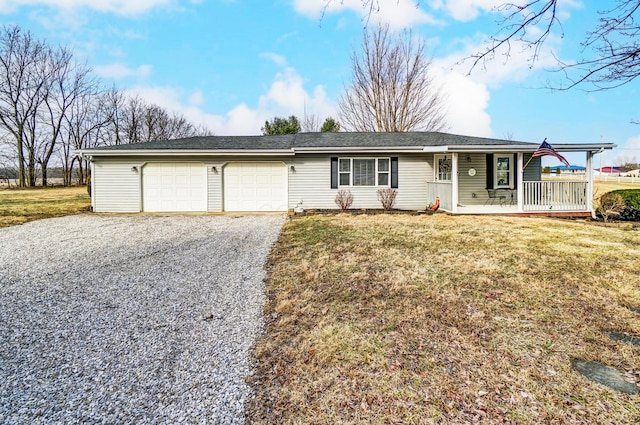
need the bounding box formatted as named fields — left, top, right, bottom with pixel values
left=595, top=192, right=625, bottom=223
left=334, top=189, right=353, bottom=211
left=610, top=189, right=640, bottom=221
left=377, top=188, right=397, bottom=211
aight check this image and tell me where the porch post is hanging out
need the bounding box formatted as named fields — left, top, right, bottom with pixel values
left=517, top=152, right=523, bottom=212
left=586, top=151, right=594, bottom=217
left=451, top=152, right=458, bottom=213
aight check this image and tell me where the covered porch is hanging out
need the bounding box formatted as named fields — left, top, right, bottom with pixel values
left=425, top=146, right=606, bottom=216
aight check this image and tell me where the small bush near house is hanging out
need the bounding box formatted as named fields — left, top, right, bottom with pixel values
left=610, top=189, right=640, bottom=221
left=595, top=192, right=625, bottom=223
left=334, top=189, right=353, bottom=210
left=376, top=188, right=397, bottom=211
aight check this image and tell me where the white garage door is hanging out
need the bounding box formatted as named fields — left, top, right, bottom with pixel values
left=143, top=163, right=207, bottom=212
left=224, top=162, right=288, bottom=212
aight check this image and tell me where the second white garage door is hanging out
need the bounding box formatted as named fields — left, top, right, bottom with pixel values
left=224, top=162, right=288, bottom=212
left=143, top=163, right=207, bottom=212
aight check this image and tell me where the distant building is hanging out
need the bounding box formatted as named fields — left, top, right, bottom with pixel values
left=555, top=165, right=586, bottom=174
left=595, top=166, right=625, bottom=176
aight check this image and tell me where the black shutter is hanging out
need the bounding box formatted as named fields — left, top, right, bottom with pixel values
left=486, top=154, right=494, bottom=189
left=391, top=157, right=398, bottom=188
left=513, top=153, right=518, bottom=187
left=331, top=157, right=338, bottom=189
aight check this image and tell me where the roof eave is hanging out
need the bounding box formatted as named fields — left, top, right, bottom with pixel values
left=294, top=146, right=424, bottom=153
left=427, top=143, right=617, bottom=152
left=77, top=149, right=295, bottom=157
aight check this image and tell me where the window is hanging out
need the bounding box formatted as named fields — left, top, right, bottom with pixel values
left=339, top=158, right=350, bottom=186
left=377, top=158, right=389, bottom=186
left=494, top=155, right=513, bottom=188
left=338, top=158, right=390, bottom=187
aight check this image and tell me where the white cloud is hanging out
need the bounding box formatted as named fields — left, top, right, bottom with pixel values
left=609, top=135, right=640, bottom=165
left=434, top=0, right=502, bottom=22
left=430, top=0, right=582, bottom=23
left=434, top=70, right=492, bottom=136
left=93, top=63, right=153, bottom=79
left=293, top=0, right=440, bottom=28
left=188, top=90, right=204, bottom=106
left=128, top=63, right=336, bottom=135
left=428, top=31, right=564, bottom=137
left=436, top=31, right=562, bottom=88
left=260, top=52, right=288, bottom=67
left=0, top=0, right=171, bottom=15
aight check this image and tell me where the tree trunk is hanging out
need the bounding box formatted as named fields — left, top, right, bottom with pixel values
left=41, top=163, right=48, bottom=186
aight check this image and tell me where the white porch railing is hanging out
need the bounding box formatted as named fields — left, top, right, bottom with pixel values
left=427, top=181, right=453, bottom=211
left=523, top=181, right=587, bottom=211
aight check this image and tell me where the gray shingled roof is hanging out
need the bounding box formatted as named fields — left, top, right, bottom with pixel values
left=85, top=135, right=295, bottom=151
left=81, top=131, right=536, bottom=152
left=293, top=132, right=536, bottom=148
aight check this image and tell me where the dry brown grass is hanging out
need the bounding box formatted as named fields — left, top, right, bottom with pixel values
left=249, top=214, right=640, bottom=424
left=594, top=180, right=640, bottom=194
left=0, top=186, right=91, bottom=228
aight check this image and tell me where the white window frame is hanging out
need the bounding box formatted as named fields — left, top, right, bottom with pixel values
left=494, top=154, right=514, bottom=189
left=434, top=154, right=452, bottom=182
left=338, top=157, right=391, bottom=187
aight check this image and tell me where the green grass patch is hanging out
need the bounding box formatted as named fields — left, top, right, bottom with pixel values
left=0, top=186, right=91, bottom=228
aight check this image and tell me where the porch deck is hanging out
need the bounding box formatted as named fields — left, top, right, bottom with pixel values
left=427, top=180, right=591, bottom=216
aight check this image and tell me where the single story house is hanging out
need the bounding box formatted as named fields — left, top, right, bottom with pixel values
left=78, top=132, right=615, bottom=216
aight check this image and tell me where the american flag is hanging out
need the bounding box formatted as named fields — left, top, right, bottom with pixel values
left=531, top=139, right=570, bottom=167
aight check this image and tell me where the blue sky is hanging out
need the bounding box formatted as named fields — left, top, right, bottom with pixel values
left=1, top=0, right=638, bottom=166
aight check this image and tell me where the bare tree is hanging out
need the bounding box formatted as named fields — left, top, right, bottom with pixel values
left=338, top=24, right=447, bottom=132
left=60, top=87, right=114, bottom=185
left=37, top=49, right=97, bottom=186
left=114, top=95, right=212, bottom=144
left=0, top=26, right=51, bottom=187
left=301, top=114, right=322, bottom=132
left=468, top=1, right=640, bottom=90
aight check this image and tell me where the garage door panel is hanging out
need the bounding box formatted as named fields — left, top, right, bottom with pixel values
left=224, top=162, right=287, bottom=212
left=143, top=163, right=206, bottom=212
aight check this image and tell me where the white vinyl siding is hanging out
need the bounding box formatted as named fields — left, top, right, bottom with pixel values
left=457, top=154, right=488, bottom=206
left=288, top=154, right=430, bottom=210
left=207, top=163, right=223, bottom=212
left=93, top=158, right=142, bottom=212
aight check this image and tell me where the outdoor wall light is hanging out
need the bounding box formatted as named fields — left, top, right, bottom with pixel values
left=466, top=156, right=472, bottom=162
left=131, top=166, right=138, bottom=173
left=212, top=166, right=218, bottom=173
left=290, top=165, right=296, bottom=172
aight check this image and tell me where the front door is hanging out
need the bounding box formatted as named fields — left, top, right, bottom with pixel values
left=434, top=154, right=452, bottom=181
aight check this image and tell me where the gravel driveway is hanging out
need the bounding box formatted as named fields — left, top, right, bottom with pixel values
left=0, top=214, right=285, bottom=424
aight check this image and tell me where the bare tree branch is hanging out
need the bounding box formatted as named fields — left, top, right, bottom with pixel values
left=467, top=0, right=640, bottom=91
left=338, top=23, right=448, bottom=132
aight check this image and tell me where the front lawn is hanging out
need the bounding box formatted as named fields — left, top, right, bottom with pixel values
left=249, top=214, right=640, bottom=424
left=0, top=186, right=91, bottom=228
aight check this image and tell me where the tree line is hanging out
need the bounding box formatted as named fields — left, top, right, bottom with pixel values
left=0, top=25, right=212, bottom=188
